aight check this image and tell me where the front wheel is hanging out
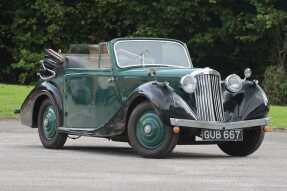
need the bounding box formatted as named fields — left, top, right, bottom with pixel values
left=218, top=127, right=265, bottom=156
left=128, top=102, right=178, bottom=158
left=37, top=98, right=67, bottom=149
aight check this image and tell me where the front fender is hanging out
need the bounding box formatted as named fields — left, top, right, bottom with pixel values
left=20, top=81, right=63, bottom=128
left=126, top=81, right=196, bottom=126
left=124, top=80, right=269, bottom=130
left=126, top=81, right=175, bottom=125
left=224, top=80, right=269, bottom=121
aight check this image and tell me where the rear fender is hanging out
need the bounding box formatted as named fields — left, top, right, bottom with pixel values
left=20, top=81, right=63, bottom=128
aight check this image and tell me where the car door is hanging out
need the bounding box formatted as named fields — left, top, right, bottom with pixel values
left=64, top=43, right=121, bottom=129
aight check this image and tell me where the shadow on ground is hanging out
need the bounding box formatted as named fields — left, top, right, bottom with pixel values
left=26, top=144, right=230, bottom=159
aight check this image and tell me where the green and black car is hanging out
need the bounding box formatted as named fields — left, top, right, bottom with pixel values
left=20, top=38, right=270, bottom=158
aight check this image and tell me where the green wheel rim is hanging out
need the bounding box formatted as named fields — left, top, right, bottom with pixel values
left=42, top=105, right=57, bottom=140
left=136, top=111, right=166, bottom=149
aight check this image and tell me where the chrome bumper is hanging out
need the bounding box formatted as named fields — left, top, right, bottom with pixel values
left=170, top=117, right=270, bottom=130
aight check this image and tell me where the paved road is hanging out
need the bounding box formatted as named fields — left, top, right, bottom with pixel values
left=0, top=119, right=287, bottom=191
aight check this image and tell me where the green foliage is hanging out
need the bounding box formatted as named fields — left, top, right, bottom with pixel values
left=0, top=0, right=287, bottom=103
left=263, top=65, right=287, bottom=105
left=12, top=50, right=43, bottom=84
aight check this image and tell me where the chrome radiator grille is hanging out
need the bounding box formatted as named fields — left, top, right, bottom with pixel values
left=195, top=74, right=225, bottom=121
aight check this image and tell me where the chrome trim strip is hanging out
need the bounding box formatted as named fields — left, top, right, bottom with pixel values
left=207, top=75, right=215, bottom=120
left=214, top=76, right=220, bottom=119
left=190, top=67, right=220, bottom=77
left=170, top=118, right=270, bottom=130
left=58, top=127, right=97, bottom=132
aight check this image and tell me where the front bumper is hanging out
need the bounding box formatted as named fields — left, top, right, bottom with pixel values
left=170, top=117, right=270, bottom=130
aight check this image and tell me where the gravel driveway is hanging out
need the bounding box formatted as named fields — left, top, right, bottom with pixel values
left=0, top=119, right=286, bottom=191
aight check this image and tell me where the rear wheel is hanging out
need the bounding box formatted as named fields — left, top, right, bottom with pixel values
left=37, top=99, right=67, bottom=149
left=128, top=102, right=178, bottom=158
left=218, top=127, right=265, bottom=156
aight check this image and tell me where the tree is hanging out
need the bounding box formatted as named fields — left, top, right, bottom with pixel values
left=0, top=0, right=286, bottom=104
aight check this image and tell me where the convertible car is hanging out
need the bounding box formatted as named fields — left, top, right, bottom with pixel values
left=20, top=37, right=271, bottom=158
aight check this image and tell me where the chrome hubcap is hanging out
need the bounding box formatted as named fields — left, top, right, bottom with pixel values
left=144, top=125, right=152, bottom=134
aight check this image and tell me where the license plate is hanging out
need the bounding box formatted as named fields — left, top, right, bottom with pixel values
left=201, top=129, right=243, bottom=141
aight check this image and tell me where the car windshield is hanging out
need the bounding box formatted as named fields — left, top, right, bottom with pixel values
left=114, top=40, right=192, bottom=68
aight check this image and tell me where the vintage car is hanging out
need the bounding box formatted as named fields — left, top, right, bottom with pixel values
left=20, top=37, right=271, bottom=158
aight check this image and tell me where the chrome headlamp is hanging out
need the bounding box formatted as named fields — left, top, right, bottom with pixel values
left=180, top=74, right=197, bottom=93
left=225, top=74, right=243, bottom=93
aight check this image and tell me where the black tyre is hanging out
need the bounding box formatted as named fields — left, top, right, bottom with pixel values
left=218, top=127, right=265, bottom=156
left=128, top=102, right=178, bottom=158
left=37, top=98, right=67, bottom=149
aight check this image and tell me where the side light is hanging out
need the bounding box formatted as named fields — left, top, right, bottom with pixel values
left=244, top=68, right=252, bottom=79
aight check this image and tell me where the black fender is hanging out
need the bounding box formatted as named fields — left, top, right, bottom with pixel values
left=124, top=81, right=196, bottom=127
left=125, top=81, right=174, bottom=126
left=223, top=80, right=269, bottom=121
left=20, top=81, right=63, bottom=128
left=169, top=92, right=197, bottom=120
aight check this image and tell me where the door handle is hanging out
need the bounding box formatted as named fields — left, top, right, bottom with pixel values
left=107, top=77, right=115, bottom=83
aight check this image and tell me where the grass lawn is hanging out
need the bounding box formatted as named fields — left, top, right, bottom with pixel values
left=0, top=83, right=33, bottom=119
left=269, top=105, right=287, bottom=128
left=0, top=83, right=286, bottom=128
